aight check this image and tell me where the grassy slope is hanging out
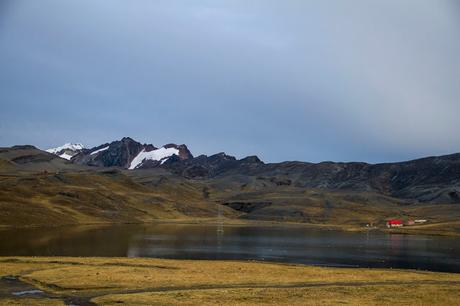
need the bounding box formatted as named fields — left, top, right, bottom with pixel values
left=0, top=170, right=239, bottom=227
left=2, top=167, right=459, bottom=234
left=1, top=147, right=459, bottom=234
left=0, top=147, right=241, bottom=227
left=0, top=257, right=459, bottom=305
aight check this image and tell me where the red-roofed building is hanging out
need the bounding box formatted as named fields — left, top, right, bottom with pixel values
left=387, top=219, right=403, bottom=228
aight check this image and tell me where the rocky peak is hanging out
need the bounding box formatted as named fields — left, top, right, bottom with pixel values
left=239, top=155, right=263, bottom=164
left=208, top=152, right=236, bottom=162
left=68, top=138, right=194, bottom=170
left=163, top=144, right=193, bottom=160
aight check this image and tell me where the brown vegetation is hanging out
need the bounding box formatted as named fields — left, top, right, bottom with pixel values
left=0, top=257, right=459, bottom=305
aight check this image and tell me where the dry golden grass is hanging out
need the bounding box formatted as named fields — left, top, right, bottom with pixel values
left=0, top=257, right=459, bottom=305
left=94, top=285, right=460, bottom=306
left=0, top=298, right=65, bottom=306
left=0, top=171, right=232, bottom=227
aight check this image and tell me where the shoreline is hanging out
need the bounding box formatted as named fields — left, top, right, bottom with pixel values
left=1, top=218, right=459, bottom=237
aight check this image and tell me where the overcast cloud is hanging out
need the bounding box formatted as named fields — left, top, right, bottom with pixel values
left=1, top=0, right=459, bottom=163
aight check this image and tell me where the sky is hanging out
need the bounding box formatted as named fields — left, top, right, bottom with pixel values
left=1, top=0, right=459, bottom=163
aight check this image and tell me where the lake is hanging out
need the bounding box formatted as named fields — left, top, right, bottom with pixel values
left=0, top=224, right=459, bottom=273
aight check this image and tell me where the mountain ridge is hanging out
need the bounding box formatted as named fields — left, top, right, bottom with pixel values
left=43, top=137, right=460, bottom=204
left=1, top=142, right=459, bottom=230
left=46, top=138, right=460, bottom=169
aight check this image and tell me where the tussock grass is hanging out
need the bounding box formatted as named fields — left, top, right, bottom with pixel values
left=1, top=257, right=459, bottom=305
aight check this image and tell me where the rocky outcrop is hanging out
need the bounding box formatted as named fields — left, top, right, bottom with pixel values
left=164, top=152, right=264, bottom=178
left=72, top=137, right=144, bottom=168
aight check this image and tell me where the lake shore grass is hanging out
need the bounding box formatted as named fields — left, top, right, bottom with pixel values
left=1, top=218, right=459, bottom=237
left=0, top=257, right=459, bottom=305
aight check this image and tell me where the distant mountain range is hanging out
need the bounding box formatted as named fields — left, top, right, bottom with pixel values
left=1, top=138, right=459, bottom=230
left=45, top=137, right=460, bottom=204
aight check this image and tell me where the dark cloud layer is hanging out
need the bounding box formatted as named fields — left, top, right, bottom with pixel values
left=1, top=0, right=459, bottom=162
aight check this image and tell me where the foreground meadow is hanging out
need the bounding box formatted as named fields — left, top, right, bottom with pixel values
left=0, top=257, right=459, bottom=305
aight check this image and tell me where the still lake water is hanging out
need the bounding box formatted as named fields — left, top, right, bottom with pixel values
left=0, top=224, right=459, bottom=273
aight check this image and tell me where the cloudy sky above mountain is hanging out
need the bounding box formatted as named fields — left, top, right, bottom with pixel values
left=1, top=0, right=459, bottom=163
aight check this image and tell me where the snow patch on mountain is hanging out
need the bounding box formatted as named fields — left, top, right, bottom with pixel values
left=90, top=146, right=109, bottom=155
left=58, top=153, right=75, bottom=160
left=46, top=143, right=84, bottom=154
left=129, top=147, right=179, bottom=170
left=46, top=143, right=85, bottom=160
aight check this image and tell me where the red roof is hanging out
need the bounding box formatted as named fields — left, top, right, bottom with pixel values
left=387, top=219, right=403, bottom=225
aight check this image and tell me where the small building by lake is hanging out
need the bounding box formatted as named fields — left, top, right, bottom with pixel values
left=387, top=219, right=404, bottom=228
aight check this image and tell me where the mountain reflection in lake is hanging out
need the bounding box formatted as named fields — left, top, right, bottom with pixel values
left=0, top=224, right=459, bottom=273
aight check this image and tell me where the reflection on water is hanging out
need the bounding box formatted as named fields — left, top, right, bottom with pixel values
left=0, top=224, right=459, bottom=272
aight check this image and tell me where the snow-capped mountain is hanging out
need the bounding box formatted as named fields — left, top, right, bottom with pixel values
left=46, top=143, right=85, bottom=160
left=45, top=138, right=264, bottom=177
left=70, top=137, right=193, bottom=169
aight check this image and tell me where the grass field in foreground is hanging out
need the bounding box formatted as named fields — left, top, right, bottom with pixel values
left=0, top=257, right=459, bottom=305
